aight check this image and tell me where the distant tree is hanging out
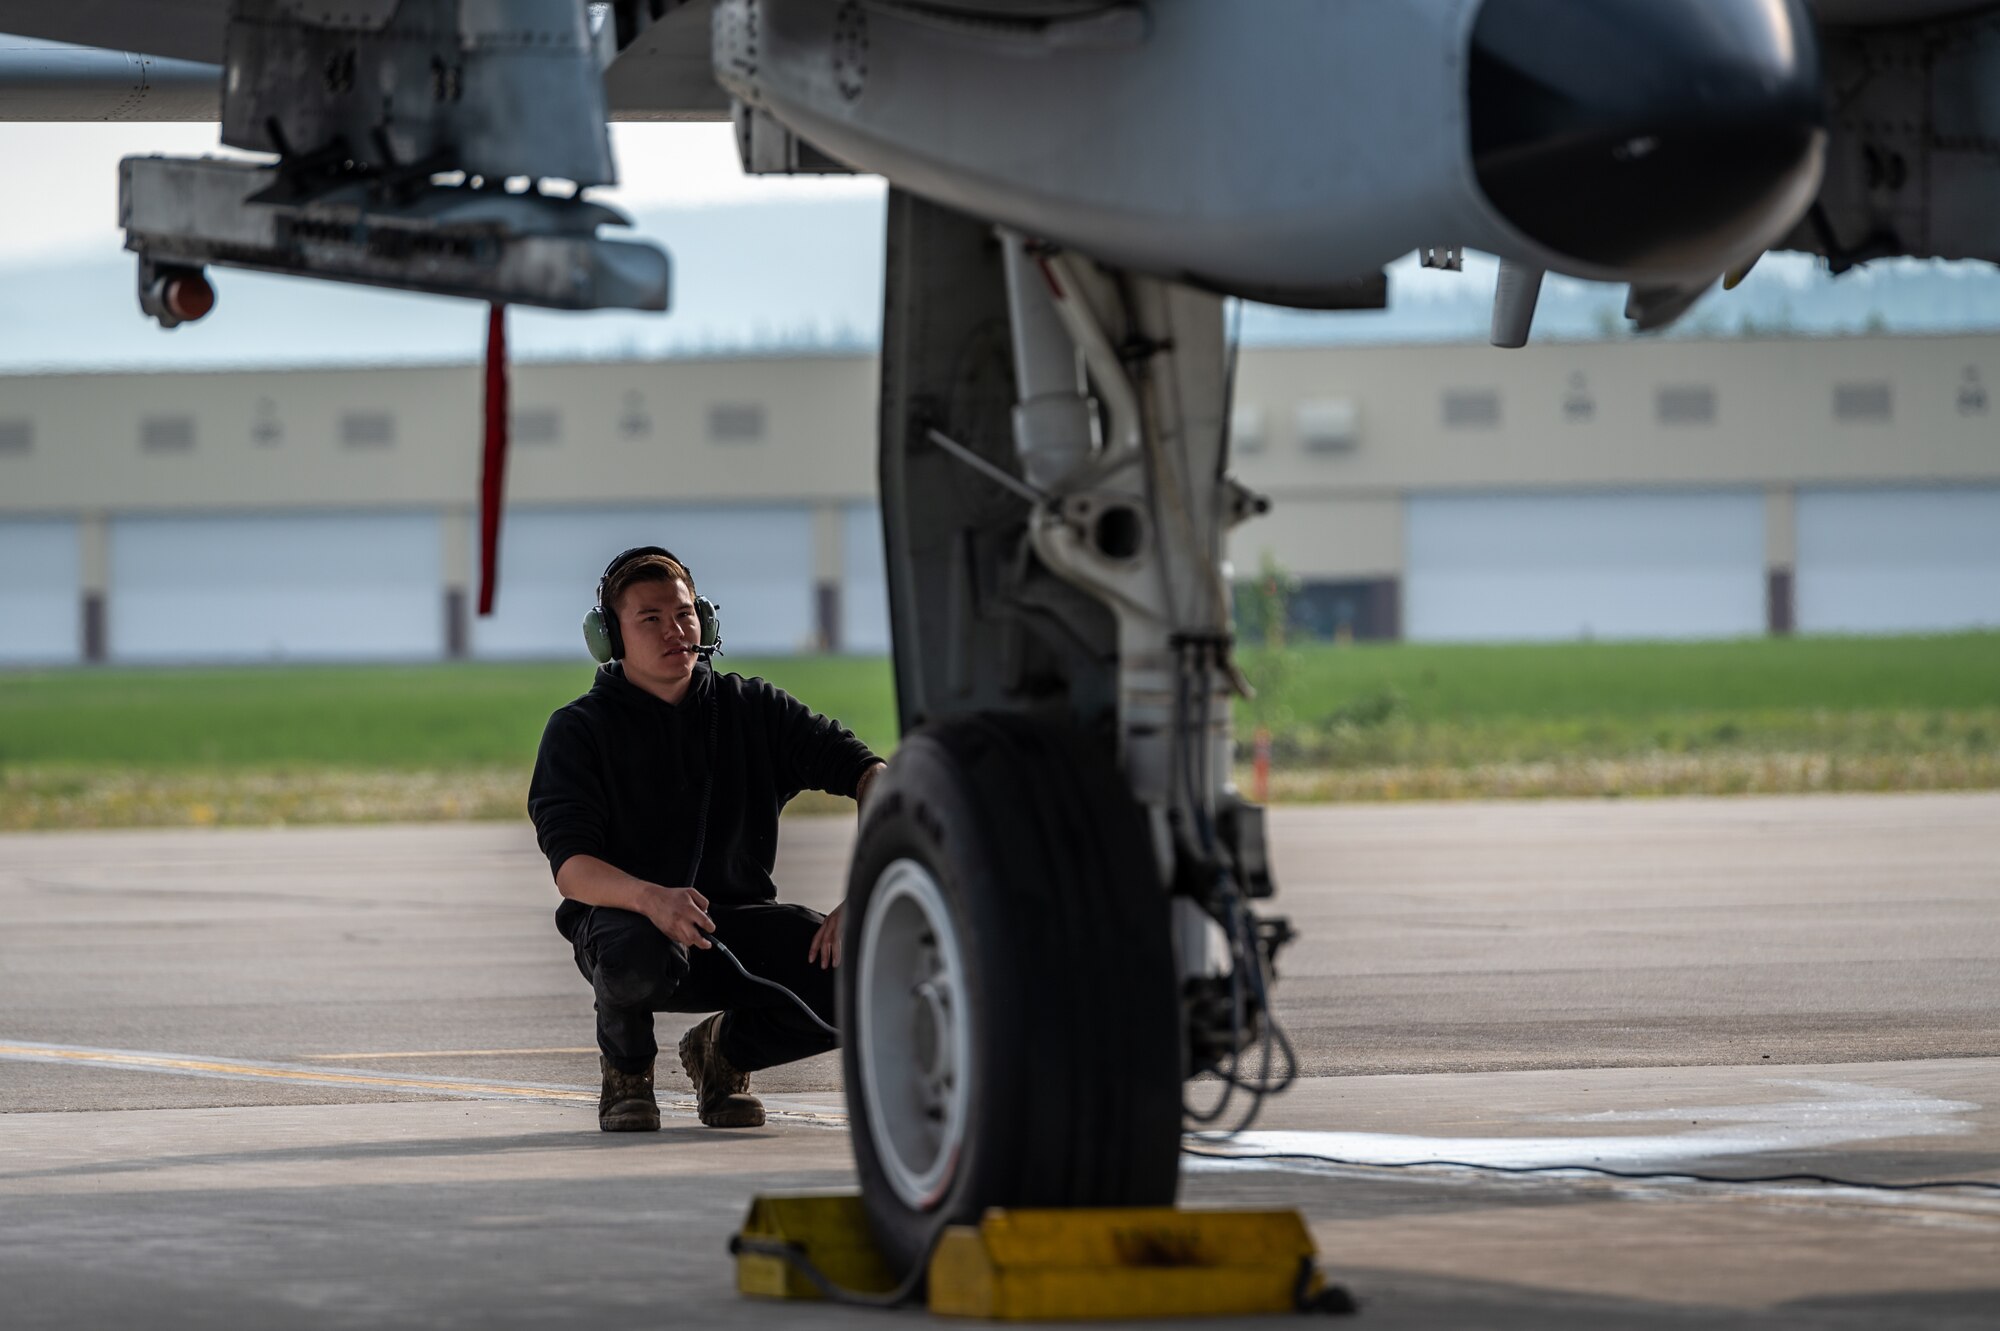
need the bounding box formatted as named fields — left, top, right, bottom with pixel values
left=1237, top=553, right=1301, bottom=736
left=1238, top=551, right=1297, bottom=649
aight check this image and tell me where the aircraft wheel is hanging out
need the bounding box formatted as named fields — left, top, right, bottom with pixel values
left=841, top=713, right=1183, bottom=1275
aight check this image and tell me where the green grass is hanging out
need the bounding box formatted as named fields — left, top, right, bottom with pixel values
left=1240, top=633, right=2000, bottom=727
left=0, top=657, right=900, bottom=771
left=2, top=634, right=1996, bottom=828
left=1236, top=633, right=2000, bottom=769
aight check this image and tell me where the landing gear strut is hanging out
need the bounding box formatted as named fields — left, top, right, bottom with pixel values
left=843, top=192, right=1292, bottom=1273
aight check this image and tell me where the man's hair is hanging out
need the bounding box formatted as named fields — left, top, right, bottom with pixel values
left=605, top=552, right=695, bottom=618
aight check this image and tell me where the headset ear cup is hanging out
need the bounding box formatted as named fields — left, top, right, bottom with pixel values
left=697, top=597, right=721, bottom=652
left=582, top=607, right=616, bottom=664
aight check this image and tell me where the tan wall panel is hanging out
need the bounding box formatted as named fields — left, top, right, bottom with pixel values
left=501, top=357, right=879, bottom=505
left=0, top=354, right=881, bottom=515
left=1230, top=494, right=1402, bottom=580
left=1230, top=334, right=2000, bottom=494
left=4, top=334, right=1997, bottom=520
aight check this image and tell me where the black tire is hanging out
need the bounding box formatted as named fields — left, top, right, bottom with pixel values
left=839, top=713, right=1183, bottom=1276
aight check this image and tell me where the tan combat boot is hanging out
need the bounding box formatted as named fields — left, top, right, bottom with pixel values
left=676, top=1014, right=765, bottom=1128
left=598, top=1056, right=660, bottom=1132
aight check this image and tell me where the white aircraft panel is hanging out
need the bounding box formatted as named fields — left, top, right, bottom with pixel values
left=0, top=519, right=80, bottom=665
left=1407, top=492, right=1766, bottom=642
left=1797, top=488, right=2000, bottom=634
left=110, top=513, right=441, bottom=662
left=842, top=503, right=890, bottom=655
left=472, top=505, right=816, bottom=659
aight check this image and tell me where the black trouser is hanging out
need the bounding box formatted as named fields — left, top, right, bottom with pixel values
left=565, top=901, right=840, bottom=1075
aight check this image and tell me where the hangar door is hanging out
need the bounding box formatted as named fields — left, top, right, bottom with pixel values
left=1406, top=492, right=1766, bottom=642
left=0, top=519, right=80, bottom=665
left=842, top=502, right=890, bottom=655
left=111, top=513, right=443, bottom=662
left=473, top=505, right=816, bottom=659
left=1796, top=487, right=2000, bottom=634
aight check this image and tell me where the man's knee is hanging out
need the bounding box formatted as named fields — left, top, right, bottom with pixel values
left=591, top=932, right=689, bottom=1011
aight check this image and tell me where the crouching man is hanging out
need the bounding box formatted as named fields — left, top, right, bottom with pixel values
left=528, top=546, right=884, bottom=1131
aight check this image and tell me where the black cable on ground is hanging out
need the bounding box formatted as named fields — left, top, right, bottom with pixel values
left=1182, top=1144, right=2000, bottom=1194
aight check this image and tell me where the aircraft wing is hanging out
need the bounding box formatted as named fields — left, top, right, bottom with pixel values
left=0, top=1, right=226, bottom=64
left=0, top=0, right=730, bottom=120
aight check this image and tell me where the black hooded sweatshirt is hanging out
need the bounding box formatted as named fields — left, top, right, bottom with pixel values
left=527, top=660, right=881, bottom=939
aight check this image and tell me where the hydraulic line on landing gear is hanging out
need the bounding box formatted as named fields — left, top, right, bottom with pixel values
left=1174, top=633, right=1298, bottom=1138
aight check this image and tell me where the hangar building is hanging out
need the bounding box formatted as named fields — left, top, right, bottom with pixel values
left=1, top=332, right=1996, bottom=666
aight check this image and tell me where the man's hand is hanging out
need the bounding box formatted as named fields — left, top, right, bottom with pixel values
left=855, top=761, right=887, bottom=813
left=808, top=901, right=845, bottom=969
left=643, top=884, right=716, bottom=950
left=555, top=855, right=716, bottom=949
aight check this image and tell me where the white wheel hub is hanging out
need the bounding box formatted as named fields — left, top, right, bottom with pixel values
left=856, top=858, right=973, bottom=1211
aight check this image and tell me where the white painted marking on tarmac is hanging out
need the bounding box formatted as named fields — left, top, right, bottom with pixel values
left=1190, top=1080, right=1978, bottom=1173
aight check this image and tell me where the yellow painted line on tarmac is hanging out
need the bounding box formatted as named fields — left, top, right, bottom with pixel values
left=0, top=1041, right=595, bottom=1103
left=0, top=1040, right=851, bottom=1128
left=301, top=1048, right=598, bottom=1061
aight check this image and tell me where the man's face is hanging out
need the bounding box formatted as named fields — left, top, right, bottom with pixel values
left=616, top=577, right=701, bottom=695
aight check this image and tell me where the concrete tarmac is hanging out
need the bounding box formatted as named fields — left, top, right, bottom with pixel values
left=3, top=794, right=1997, bottom=1327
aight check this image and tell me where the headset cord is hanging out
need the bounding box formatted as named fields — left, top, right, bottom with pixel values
left=675, top=669, right=968, bottom=1307
left=705, top=936, right=839, bottom=1040
left=682, top=672, right=720, bottom=892
left=681, top=675, right=839, bottom=1042
left=1180, top=1144, right=2000, bottom=1194
left=683, top=678, right=926, bottom=1304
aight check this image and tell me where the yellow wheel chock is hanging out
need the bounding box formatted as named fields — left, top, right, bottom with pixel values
left=734, top=1193, right=1352, bottom=1319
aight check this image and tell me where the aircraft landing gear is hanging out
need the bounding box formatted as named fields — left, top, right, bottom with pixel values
left=847, top=190, right=1289, bottom=1277
left=843, top=715, right=1182, bottom=1272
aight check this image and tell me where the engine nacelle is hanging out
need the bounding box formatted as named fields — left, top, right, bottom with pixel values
left=718, top=0, right=1826, bottom=303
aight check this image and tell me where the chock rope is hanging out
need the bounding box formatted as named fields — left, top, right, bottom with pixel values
left=728, top=1232, right=936, bottom=1310
left=478, top=302, right=509, bottom=617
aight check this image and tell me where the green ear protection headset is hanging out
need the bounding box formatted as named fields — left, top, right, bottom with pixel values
left=582, top=545, right=722, bottom=665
